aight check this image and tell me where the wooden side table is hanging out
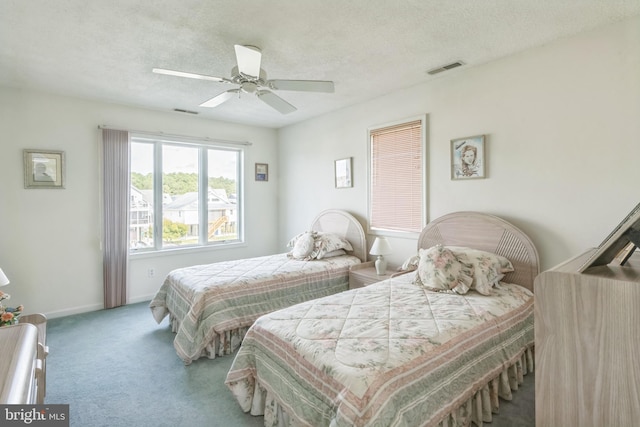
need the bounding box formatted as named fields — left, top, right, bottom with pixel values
left=349, top=261, right=394, bottom=289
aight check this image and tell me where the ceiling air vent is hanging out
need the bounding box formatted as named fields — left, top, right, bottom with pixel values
left=427, top=61, right=465, bottom=75
left=174, top=108, right=199, bottom=114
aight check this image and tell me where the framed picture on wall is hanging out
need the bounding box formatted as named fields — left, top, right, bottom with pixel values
left=451, top=135, right=485, bottom=180
left=335, top=157, right=353, bottom=188
left=255, top=163, right=268, bottom=181
left=24, top=149, right=65, bottom=189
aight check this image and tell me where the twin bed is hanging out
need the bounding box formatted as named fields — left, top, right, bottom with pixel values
left=224, top=212, right=539, bottom=427
left=150, top=210, right=539, bottom=426
left=150, top=209, right=367, bottom=364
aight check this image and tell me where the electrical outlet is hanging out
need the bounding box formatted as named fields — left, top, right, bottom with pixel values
left=148, top=268, right=155, bottom=277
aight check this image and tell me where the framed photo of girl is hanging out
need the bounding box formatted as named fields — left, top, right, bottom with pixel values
left=451, top=135, right=485, bottom=180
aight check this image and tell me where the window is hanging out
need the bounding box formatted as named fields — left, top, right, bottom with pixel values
left=129, top=135, right=243, bottom=252
left=368, top=117, right=425, bottom=234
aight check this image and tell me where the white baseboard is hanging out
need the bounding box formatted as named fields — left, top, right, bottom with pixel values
left=40, top=296, right=153, bottom=319
left=129, top=294, right=154, bottom=304
left=43, top=302, right=104, bottom=319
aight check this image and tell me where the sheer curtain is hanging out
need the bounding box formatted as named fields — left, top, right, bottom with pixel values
left=101, top=129, right=129, bottom=308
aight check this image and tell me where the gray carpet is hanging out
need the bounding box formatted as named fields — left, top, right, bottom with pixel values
left=45, top=301, right=534, bottom=427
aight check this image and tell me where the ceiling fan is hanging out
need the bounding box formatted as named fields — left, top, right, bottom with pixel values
left=153, top=44, right=335, bottom=114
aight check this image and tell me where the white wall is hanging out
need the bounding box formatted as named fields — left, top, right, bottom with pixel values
left=278, top=16, right=640, bottom=272
left=0, top=89, right=279, bottom=317
left=2, top=16, right=638, bottom=319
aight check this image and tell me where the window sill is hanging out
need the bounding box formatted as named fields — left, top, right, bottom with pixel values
left=129, top=241, right=247, bottom=259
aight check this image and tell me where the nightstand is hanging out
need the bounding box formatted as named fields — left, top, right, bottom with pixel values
left=349, top=261, right=393, bottom=289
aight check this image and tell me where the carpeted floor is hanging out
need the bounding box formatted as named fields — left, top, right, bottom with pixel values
left=44, top=301, right=534, bottom=426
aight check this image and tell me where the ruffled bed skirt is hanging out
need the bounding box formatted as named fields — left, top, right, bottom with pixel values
left=243, top=346, right=534, bottom=427
left=168, top=314, right=249, bottom=361
left=436, top=346, right=534, bottom=427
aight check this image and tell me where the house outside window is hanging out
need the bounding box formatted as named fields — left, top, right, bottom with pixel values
left=129, top=136, right=243, bottom=252
left=368, top=116, right=426, bottom=235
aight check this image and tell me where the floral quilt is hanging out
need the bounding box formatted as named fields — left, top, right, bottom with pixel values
left=149, top=253, right=361, bottom=363
left=226, top=272, right=534, bottom=426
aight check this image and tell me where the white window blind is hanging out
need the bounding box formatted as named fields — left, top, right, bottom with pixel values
left=369, top=119, right=424, bottom=233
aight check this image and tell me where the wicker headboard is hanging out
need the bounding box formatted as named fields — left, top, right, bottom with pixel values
left=417, top=212, right=540, bottom=291
left=310, top=209, right=367, bottom=262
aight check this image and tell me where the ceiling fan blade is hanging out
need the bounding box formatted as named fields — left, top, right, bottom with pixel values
left=153, top=68, right=233, bottom=84
left=257, top=90, right=297, bottom=114
left=234, top=45, right=262, bottom=78
left=200, top=89, right=240, bottom=108
left=267, top=80, right=335, bottom=93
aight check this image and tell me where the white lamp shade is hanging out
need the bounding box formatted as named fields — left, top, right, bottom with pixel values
left=0, top=268, right=9, bottom=287
left=370, top=237, right=393, bottom=256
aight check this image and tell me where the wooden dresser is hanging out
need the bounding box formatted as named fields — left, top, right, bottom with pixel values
left=0, top=323, right=39, bottom=404
left=535, top=249, right=640, bottom=426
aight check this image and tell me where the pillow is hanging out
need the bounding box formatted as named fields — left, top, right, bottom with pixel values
left=319, top=249, right=346, bottom=258
left=287, top=231, right=317, bottom=260
left=287, top=231, right=303, bottom=248
left=287, top=231, right=315, bottom=248
left=447, top=246, right=514, bottom=295
left=311, top=232, right=354, bottom=260
left=414, top=245, right=473, bottom=294
left=399, top=254, right=420, bottom=272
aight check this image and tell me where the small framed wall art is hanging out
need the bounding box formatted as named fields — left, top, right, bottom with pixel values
left=255, top=163, right=268, bottom=181
left=335, top=157, right=353, bottom=188
left=451, top=135, right=485, bottom=180
left=24, top=149, right=66, bottom=189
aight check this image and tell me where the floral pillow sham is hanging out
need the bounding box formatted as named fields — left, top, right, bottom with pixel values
left=414, top=245, right=474, bottom=294
left=448, top=246, right=514, bottom=295
left=412, top=245, right=515, bottom=295
left=288, top=231, right=316, bottom=260
left=287, top=231, right=353, bottom=260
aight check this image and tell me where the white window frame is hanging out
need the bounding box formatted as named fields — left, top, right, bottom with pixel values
left=129, top=134, right=244, bottom=254
left=367, top=115, right=427, bottom=238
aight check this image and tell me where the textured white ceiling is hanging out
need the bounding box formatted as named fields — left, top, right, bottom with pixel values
left=1, top=0, right=639, bottom=128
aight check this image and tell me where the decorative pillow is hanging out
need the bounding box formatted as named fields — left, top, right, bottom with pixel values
left=319, top=249, right=347, bottom=258
left=311, top=232, right=354, bottom=260
left=414, top=245, right=473, bottom=294
left=288, top=231, right=314, bottom=248
left=287, top=231, right=317, bottom=260
left=399, top=254, right=420, bottom=272
left=447, top=246, right=514, bottom=295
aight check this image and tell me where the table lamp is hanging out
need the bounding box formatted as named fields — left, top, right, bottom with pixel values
left=0, top=268, right=9, bottom=287
left=370, top=237, right=393, bottom=275
left=0, top=267, right=10, bottom=315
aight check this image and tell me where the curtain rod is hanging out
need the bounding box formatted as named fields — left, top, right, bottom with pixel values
left=98, top=125, right=252, bottom=146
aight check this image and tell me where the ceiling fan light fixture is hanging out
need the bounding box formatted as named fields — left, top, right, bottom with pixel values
left=240, top=82, right=258, bottom=94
